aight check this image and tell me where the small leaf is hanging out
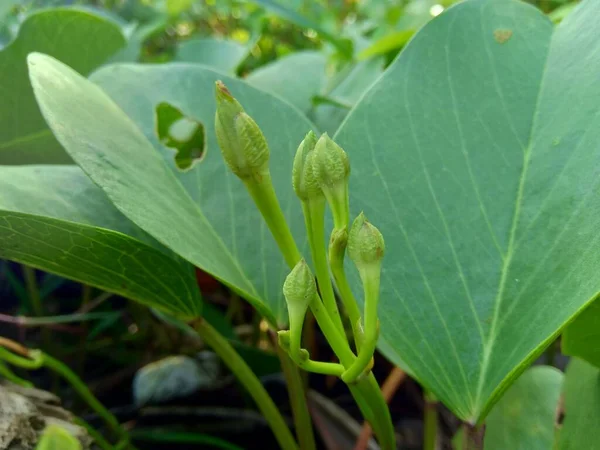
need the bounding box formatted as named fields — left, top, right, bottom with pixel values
left=0, top=8, right=125, bottom=164
left=484, top=366, right=563, bottom=450
left=562, top=299, right=600, bottom=369
left=156, top=102, right=206, bottom=171
left=36, top=425, right=81, bottom=450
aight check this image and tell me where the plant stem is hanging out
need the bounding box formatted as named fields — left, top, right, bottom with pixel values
left=354, top=367, right=406, bottom=450
left=276, top=342, right=317, bottom=450
left=22, top=265, right=42, bottom=317
left=244, top=174, right=302, bottom=268
left=302, top=200, right=345, bottom=334
left=462, top=423, right=484, bottom=450
left=342, top=268, right=379, bottom=383
left=0, top=344, right=127, bottom=445
left=239, top=168, right=394, bottom=449
left=74, top=418, right=113, bottom=450
left=424, top=390, right=438, bottom=450
left=193, top=318, right=298, bottom=450
left=329, top=231, right=362, bottom=348
left=0, top=359, right=32, bottom=387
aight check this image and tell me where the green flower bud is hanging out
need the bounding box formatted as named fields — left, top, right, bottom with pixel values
left=313, top=133, right=350, bottom=229
left=292, top=131, right=322, bottom=201
left=283, top=259, right=316, bottom=317
left=282, top=259, right=315, bottom=361
left=313, top=133, right=350, bottom=189
left=348, top=212, right=385, bottom=270
left=214, top=81, right=270, bottom=180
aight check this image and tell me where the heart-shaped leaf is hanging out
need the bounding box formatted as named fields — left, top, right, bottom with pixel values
left=29, top=56, right=313, bottom=326
left=336, top=0, right=600, bottom=421
left=0, top=166, right=201, bottom=317
left=0, top=8, right=125, bottom=164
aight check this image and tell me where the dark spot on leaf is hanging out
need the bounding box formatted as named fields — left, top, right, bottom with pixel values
left=155, top=102, right=206, bottom=171
left=494, top=29, right=513, bottom=44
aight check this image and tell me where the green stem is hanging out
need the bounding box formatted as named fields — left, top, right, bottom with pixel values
left=74, top=418, right=113, bottom=450
left=424, top=391, right=438, bottom=450
left=277, top=345, right=317, bottom=450
left=308, top=296, right=396, bottom=450
left=193, top=318, right=298, bottom=450
left=0, top=359, right=32, bottom=387
left=244, top=173, right=302, bottom=268
left=342, top=267, right=380, bottom=383
left=41, top=352, right=126, bottom=441
left=0, top=346, right=127, bottom=444
left=22, top=265, right=42, bottom=316
left=239, top=168, right=394, bottom=449
left=329, top=230, right=362, bottom=348
left=302, top=200, right=345, bottom=334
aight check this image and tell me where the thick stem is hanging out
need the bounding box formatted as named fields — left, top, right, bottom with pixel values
left=276, top=343, right=317, bottom=450
left=194, top=318, right=298, bottom=450
left=302, top=200, right=345, bottom=334
left=462, top=423, right=485, bottom=450
left=423, top=391, right=438, bottom=450
left=244, top=173, right=302, bottom=268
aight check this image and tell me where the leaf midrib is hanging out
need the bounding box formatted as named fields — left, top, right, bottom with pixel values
left=472, top=8, right=554, bottom=420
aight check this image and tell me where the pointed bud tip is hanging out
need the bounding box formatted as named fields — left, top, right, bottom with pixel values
left=348, top=213, right=385, bottom=266
left=313, top=133, right=350, bottom=189
left=292, top=131, right=322, bottom=200
left=283, top=259, right=316, bottom=309
left=215, top=80, right=233, bottom=100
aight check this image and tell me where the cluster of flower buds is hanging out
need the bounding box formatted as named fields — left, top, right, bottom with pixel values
left=214, top=81, right=385, bottom=382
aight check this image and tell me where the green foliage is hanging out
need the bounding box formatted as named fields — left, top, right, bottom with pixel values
left=36, top=425, right=82, bottom=450
left=562, top=299, right=600, bottom=368
left=29, top=54, right=314, bottom=326
left=335, top=0, right=600, bottom=422
left=0, top=8, right=125, bottom=164
left=557, top=358, right=600, bottom=449
left=484, top=366, right=563, bottom=450
left=175, top=38, right=250, bottom=73
left=0, top=166, right=201, bottom=317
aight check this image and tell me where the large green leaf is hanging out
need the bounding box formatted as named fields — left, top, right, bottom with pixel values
left=484, top=366, right=563, bottom=450
left=0, top=8, right=125, bottom=164
left=336, top=0, right=600, bottom=421
left=175, top=38, right=250, bottom=74
left=29, top=56, right=313, bottom=326
left=562, top=299, right=600, bottom=368
left=0, top=166, right=201, bottom=317
left=246, top=51, right=327, bottom=113
left=558, top=359, right=600, bottom=450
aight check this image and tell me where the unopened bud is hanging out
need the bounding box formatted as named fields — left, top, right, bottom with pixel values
left=313, top=133, right=350, bottom=228
left=348, top=212, right=385, bottom=270
left=313, top=133, right=350, bottom=189
left=283, top=259, right=316, bottom=317
left=215, top=81, right=270, bottom=180
left=292, top=131, right=322, bottom=201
